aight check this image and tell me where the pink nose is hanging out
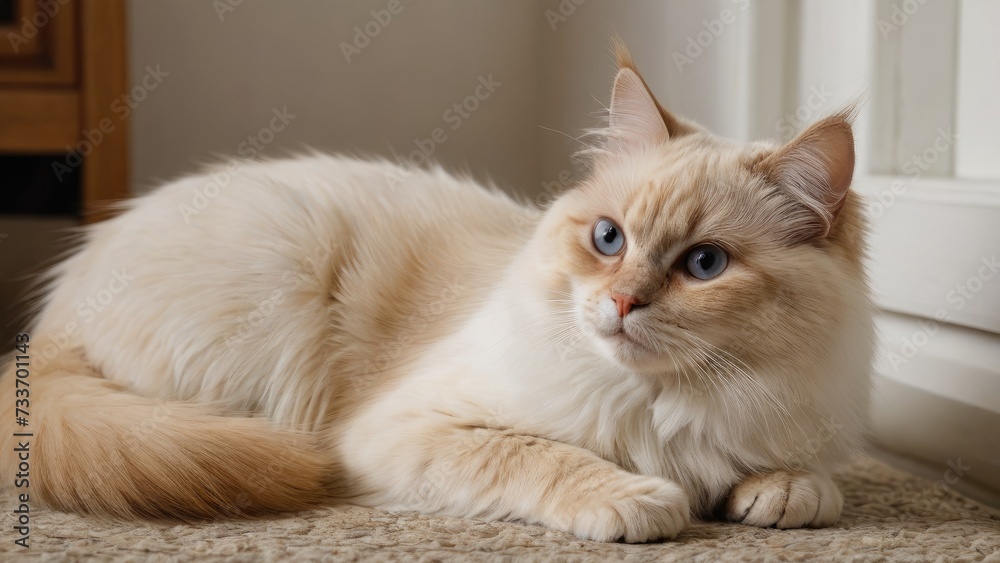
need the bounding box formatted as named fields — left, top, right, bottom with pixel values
left=611, top=293, right=646, bottom=318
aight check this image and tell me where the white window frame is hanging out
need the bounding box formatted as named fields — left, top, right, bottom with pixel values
left=731, top=0, right=1000, bottom=501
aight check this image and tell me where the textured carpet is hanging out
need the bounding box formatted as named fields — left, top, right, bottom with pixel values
left=2, top=457, right=998, bottom=562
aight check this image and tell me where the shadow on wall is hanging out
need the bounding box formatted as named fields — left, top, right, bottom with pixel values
left=0, top=218, right=78, bottom=345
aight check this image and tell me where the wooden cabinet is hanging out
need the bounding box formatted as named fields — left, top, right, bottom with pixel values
left=0, top=0, right=128, bottom=222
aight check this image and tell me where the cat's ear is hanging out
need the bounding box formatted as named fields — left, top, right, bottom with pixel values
left=603, top=41, right=696, bottom=153
left=758, top=112, right=856, bottom=238
left=608, top=67, right=670, bottom=148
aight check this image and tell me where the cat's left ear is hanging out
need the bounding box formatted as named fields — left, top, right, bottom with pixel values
left=758, top=113, right=856, bottom=238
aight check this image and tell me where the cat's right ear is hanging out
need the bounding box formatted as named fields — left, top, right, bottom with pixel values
left=608, top=67, right=670, bottom=149
left=603, top=40, right=695, bottom=154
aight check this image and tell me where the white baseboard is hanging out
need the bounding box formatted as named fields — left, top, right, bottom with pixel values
left=874, top=311, right=1000, bottom=415
left=869, top=374, right=1000, bottom=508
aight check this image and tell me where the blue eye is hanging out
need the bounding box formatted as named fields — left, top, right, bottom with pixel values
left=593, top=218, right=625, bottom=256
left=685, top=244, right=728, bottom=280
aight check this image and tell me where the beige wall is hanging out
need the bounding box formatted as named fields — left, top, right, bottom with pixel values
left=128, top=0, right=544, bottom=195
left=128, top=1, right=764, bottom=199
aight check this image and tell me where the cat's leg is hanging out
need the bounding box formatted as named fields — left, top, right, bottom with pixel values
left=723, top=470, right=843, bottom=528
left=358, top=425, right=689, bottom=543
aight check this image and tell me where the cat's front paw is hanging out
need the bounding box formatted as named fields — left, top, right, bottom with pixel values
left=725, top=470, right=842, bottom=529
left=561, top=474, right=690, bottom=543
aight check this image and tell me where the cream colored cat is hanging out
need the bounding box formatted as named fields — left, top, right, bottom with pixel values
left=1, top=46, right=872, bottom=542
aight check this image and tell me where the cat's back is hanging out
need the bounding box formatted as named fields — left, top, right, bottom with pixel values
left=36, top=155, right=535, bottom=421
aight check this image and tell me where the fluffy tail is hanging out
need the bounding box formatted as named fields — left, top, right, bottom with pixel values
left=1, top=351, right=331, bottom=520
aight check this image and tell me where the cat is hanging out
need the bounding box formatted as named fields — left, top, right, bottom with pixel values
left=1, top=44, right=873, bottom=542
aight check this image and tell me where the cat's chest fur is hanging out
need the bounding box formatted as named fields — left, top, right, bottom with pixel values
left=353, top=285, right=750, bottom=513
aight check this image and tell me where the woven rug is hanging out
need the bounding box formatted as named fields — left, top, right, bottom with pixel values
left=2, top=457, right=998, bottom=562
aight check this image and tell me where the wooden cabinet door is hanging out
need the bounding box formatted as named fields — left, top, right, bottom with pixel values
left=0, top=0, right=128, bottom=222
left=0, top=0, right=77, bottom=85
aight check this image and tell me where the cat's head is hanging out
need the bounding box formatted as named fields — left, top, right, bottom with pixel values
left=540, top=46, right=868, bottom=379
